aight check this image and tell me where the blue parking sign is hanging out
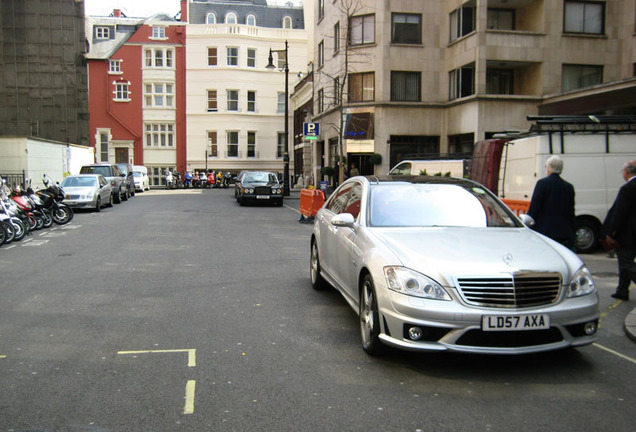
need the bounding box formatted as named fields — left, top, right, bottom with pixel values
left=304, top=122, right=320, bottom=140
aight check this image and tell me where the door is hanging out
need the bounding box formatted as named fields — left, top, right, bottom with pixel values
left=115, top=148, right=129, bottom=164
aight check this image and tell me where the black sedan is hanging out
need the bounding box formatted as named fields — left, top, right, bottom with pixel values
left=235, top=171, right=283, bottom=206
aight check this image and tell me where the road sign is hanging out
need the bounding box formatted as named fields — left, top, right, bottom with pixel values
left=304, top=122, right=320, bottom=140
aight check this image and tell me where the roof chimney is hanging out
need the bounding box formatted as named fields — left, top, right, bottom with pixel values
left=113, top=9, right=123, bottom=18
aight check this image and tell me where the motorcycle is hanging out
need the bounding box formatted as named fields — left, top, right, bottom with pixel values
left=184, top=171, right=193, bottom=188
left=206, top=172, right=216, bottom=188
left=0, top=187, right=29, bottom=242
left=166, top=170, right=174, bottom=189
left=40, top=174, right=73, bottom=225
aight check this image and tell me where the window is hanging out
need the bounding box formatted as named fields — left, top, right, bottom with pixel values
left=350, top=14, right=375, bottom=45
left=247, top=132, right=256, bottom=158
left=283, top=16, right=292, bottom=29
left=145, top=48, right=173, bottom=68
left=227, top=131, right=239, bottom=157
left=348, top=72, right=375, bottom=102
left=226, top=12, right=237, bottom=24
left=450, top=5, right=476, bottom=42
left=277, top=92, right=286, bottom=113
left=486, top=69, right=514, bottom=94
left=564, top=1, right=604, bottom=34
left=334, top=77, right=340, bottom=105
left=392, top=13, right=421, bottom=44
left=334, top=22, right=340, bottom=53
left=114, top=82, right=130, bottom=101
left=206, top=13, right=216, bottom=24
left=227, top=90, right=239, bottom=111
left=208, top=131, right=218, bottom=157
left=448, top=133, right=475, bottom=155
left=99, top=132, right=109, bottom=162
left=207, top=90, right=218, bottom=112
left=145, top=83, right=174, bottom=107
left=318, top=40, right=324, bottom=68
left=562, top=64, right=603, bottom=92
left=317, top=89, right=324, bottom=113
left=109, top=60, right=122, bottom=74
left=208, top=48, right=217, bottom=66
left=247, top=14, right=256, bottom=26
left=247, top=91, right=256, bottom=112
left=319, top=0, right=324, bottom=19
left=152, top=26, right=166, bottom=39
left=247, top=48, right=256, bottom=67
left=277, top=132, right=285, bottom=158
left=487, top=9, right=515, bottom=30
left=227, top=47, right=238, bottom=66
left=449, top=66, right=475, bottom=100
left=391, top=71, right=421, bottom=102
left=95, top=26, right=110, bottom=39
left=145, top=123, right=175, bottom=147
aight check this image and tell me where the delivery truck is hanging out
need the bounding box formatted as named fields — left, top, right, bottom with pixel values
left=471, top=115, right=636, bottom=253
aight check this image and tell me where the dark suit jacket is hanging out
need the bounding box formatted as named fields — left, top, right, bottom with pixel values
left=527, top=173, right=576, bottom=242
left=603, top=177, right=636, bottom=247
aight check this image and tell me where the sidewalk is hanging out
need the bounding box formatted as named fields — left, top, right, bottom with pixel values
left=288, top=187, right=636, bottom=343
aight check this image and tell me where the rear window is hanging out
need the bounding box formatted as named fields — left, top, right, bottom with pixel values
left=80, top=166, right=111, bottom=177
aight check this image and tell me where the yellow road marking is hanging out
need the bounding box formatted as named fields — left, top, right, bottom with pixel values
left=593, top=343, right=636, bottom=364
left=184, top=380, right=196, bottom=414
left=0, top=355, right=6, bottom=359
left=117, top=349, right=196, bottom=367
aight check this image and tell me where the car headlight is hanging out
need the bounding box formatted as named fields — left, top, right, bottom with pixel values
left=568, top=266, right=596, bottom=298
left=384, top=267, right=451, bottom=300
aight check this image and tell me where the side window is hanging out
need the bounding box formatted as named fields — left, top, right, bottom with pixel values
left=326, top=184, right=352, bottom=214
left=391, top=162, right=411, bottom=175
left=325, top=181, right=362, bottom=220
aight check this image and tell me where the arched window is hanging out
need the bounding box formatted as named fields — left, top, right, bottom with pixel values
left=206, top=13, right=216, bottom=24
left=283, top=16, right=292, bottom=29
left=226, top=12, right=238, bottom=24
left=247, top=14, right=256, bottom=26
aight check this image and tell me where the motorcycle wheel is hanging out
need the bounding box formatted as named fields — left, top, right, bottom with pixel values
left=27, top=214, right=37, bottom=230
left=1, top=221, right=15, bottom=243
left=35, top=215, right=44, bottom=230
left=42, top=209, right=53, bottom=228
left=52, top=205, right=73, bottom=225
left=11, top=218, right=26, bottom=241
left=0, top=223, right=5, bottom=246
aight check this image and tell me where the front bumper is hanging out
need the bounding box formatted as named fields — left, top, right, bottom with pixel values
left=377, top=288, right=599, bottom=354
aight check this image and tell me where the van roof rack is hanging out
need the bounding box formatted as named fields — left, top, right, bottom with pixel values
left=528, top=115, right=636, bottom=133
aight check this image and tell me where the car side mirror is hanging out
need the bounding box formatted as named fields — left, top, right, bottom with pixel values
left=519, top=214, right=535, bottom=227
left=332, top=213, right=355, bottom=228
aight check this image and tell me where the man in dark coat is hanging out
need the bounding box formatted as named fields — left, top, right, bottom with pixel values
left=527, top=155, right=576, bottom=248
left=603, top=160, right=636, bottom=301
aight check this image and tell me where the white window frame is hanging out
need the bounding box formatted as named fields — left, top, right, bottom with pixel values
left=145, top=123, right=175, bottom=147
left=208, top=131, right=218, bottom=157
left=151, top=26, right=167, bottom=39
left=226, top=12, right=238, bottom=24
left=247, top=14, right=256, bottom=26
left=283, top=16, right=292, bottom=29
left=227, top=131, right=239, bottom=158
left=109, top=59, right=122, bottom=74
left=247, top=131, right=256, bottom=158
left=144, top=48, right=174, bottom=69
left=144, top=82, right=174, bottom=108
left=247, top=48, right=256, bottom=67
left=227, top=90, right=239, bottom=111
left=113, top=81, right=131, bottom=101
left=247, top=90, right=256, bottom=112
left=96, top=26, right=110, bottom=39
left=207, top=90, right=218, bottom=112
left=206, top=13, right=216, bottom=24
left=227, top=47, right=239, bottom=66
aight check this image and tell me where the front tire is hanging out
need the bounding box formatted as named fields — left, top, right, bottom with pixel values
left=95, top=196, right=101, bottom=212
left=52, top=205, right=73, bottom=224
left=360, top=275, right=383, bottom=355
left=575, top=219, right=600, bottom=254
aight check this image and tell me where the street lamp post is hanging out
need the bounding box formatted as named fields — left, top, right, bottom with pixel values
left=266, top=40, right=290, bottom=196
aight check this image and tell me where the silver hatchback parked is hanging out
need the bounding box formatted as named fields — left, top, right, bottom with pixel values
left=310, top=176, right=599, bottom=355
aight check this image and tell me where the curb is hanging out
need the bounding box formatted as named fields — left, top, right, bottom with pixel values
left=625, top=307, right=636, bottom=343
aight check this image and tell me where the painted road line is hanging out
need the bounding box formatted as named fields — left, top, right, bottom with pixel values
left=184, top=380, right=196, bottom=414
left=117, top=348, right=196, bottom=367
left=593, top=343, right=636, bottom=365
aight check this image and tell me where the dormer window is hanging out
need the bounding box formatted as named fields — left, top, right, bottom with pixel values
left=226, top=12, right=237, bottom=24
left=152, top=26, right=166, bottom=39
left=96, top=26, right=110, bottom=39
left=247, top=14, right=256, bottom=26
left=206, top=13, right=216, bottom=24
left=283, top=16, right=292, bottom=29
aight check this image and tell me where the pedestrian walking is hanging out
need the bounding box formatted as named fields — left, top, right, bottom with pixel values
left=602, top=160, right=636, bottom=301
left=527, top=155, right=576, bottom=248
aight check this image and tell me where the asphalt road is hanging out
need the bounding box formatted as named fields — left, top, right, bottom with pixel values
left=0, top=188, right=634, bottom=431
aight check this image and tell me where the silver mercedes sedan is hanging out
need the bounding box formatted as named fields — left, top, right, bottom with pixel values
left=310, top=176, right=599, bottom=355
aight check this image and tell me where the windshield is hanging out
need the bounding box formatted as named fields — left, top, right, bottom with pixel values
left=369, top=183, right=518, bottom=228
left=243, top=173, right=278, bottom=184
left=62, top=176, right=97, bottom=187
left=81, top=166, right=110, bottom=177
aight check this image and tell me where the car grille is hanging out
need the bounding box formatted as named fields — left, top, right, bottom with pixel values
left=67, top=194, right=81, bottom=200
left=254, top=186, right=272, bottom=195
left=456, top=328, right=564, bottom=348
left=456, top=272, right=561, bottom=308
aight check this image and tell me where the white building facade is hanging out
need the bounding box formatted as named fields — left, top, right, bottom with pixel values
left=185, top=0, right=309, bottom=178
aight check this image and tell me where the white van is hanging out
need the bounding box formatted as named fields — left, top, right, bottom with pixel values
left=389, top=159, right=469, bottom=178
left=132, top=165, right=150, bottom=192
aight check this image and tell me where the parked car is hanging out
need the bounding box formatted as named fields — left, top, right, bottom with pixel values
left=235, top=171, right=283, bottom=206
left=60, top=174, right=112, bottom=211
left=116, top=162, right=135, bottom=198
left=133, top=165, right=150, bottom=192
left=310, top=175, right=599, bottom=355
left=79, top=163, right=125, bottom=203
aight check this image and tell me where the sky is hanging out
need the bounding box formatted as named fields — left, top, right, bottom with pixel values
left=84, top=0, right=303, bottom=18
